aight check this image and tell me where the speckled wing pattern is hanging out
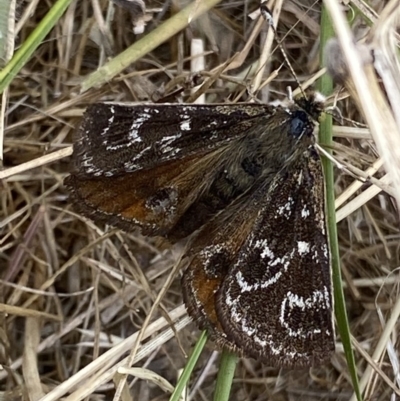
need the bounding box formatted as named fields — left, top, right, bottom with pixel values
left=182, top=144, right=334, bottom=367
left=66, top=103, right=277, bottom=237
left=68, top=103, right=277, bottom=177
left=66, top=96, right=334, bottom=367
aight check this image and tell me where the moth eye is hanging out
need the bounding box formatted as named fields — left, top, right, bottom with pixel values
left=289, top=111, right=309, bottom=138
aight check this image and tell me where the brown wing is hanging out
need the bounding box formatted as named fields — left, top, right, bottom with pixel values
left=182, top=146, right=334, bottom=367
left=66, top=102, right=278, bottom=236
left=70, top=103, right=277, bottom=177
left=215, top=147, right=334, bottom=367
left=66, top=148, right=228, bottom=236
left=181, top=191, right=265, bottom=353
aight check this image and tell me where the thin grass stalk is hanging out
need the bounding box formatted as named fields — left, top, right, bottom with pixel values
left=317, top=4, right=362, bottom=401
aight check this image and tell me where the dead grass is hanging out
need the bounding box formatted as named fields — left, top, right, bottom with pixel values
left=1, top=0, right=400, bottom=400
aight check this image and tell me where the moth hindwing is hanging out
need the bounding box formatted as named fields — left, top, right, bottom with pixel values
left=66, top=95, right=334, bottom=367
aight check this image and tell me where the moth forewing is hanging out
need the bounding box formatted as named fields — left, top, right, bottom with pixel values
left=215, top=147, right=334, bottom=367
left=70, top=102, right=279, bottom=178
left=66, top=102, right=280, bottom=237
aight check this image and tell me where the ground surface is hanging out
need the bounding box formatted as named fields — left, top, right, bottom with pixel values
left=1, top=1, right=400, bottom=400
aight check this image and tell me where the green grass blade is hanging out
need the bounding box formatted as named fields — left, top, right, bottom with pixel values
left=213, top=350, right=237, bottom=401
left=0, top=0, right=73, bottom=95
left=169, top=330, right=208, bottom=401
left=0, top=0, right=15, bottom=66
left=318, top=5, right=362, bottom=401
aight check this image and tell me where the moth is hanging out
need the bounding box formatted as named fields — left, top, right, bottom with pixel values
left=65, top=91, right=335, bottom=367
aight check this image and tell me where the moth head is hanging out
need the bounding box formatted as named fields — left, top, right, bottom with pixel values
left=288, top=110, right=314, bottom=139
left=294, top=90, right=326, bottom=122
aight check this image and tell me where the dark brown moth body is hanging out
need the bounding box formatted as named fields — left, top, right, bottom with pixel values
left=66, top=94, right=334, bottom=367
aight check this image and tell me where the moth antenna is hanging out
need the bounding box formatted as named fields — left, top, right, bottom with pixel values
left=260, top=2, right=307, bottom=100
left=324, top=105, right=343, bottom=125
left=324, top=105, right=368, bottom=128
left=338, top=115, right=368, bottom=128
left=314, top=143, right=391, bottom=195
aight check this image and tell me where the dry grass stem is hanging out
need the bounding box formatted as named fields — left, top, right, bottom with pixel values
left=1, top=1, right=399, bottom=400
